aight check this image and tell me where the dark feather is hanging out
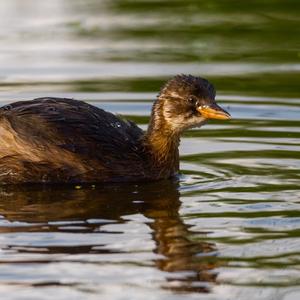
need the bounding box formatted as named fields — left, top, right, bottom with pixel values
left=0, top=97, right=147, bottom=183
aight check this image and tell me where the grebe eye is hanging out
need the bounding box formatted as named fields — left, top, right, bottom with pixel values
left=188, top=97, right=196, bottom=104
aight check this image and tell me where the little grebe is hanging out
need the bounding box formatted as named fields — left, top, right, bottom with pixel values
left=0, top=75, right=230, bottom=184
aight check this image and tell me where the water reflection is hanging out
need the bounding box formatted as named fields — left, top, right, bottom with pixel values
left=0, top=181, right=218, bottom=292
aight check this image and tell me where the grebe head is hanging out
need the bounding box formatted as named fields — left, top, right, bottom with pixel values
left=157, top=74, right=231, bottom=133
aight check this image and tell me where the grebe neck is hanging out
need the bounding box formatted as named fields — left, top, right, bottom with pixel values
left=143, top=99, right=180, bottom=174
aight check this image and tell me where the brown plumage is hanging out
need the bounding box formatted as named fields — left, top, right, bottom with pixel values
left=0, top=75, right=231, bottom=184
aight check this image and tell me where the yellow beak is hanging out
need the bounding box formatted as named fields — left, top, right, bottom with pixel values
left=197, top=103, right=231, bottom=120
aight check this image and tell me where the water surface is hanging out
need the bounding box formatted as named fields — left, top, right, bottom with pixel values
left=0, top=1, right=299, bottom=299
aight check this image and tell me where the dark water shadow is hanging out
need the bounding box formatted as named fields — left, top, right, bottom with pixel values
left=0, top=181, right=218, bottom=293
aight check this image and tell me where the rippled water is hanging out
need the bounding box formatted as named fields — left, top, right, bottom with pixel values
left=0, top=1, right=299, bottom=299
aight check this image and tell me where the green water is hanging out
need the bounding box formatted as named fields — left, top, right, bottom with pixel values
left=0, top=1, right=299, bottom=299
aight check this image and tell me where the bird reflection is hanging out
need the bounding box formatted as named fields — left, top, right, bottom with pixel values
left=0, top=181, right=218, bottom=292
